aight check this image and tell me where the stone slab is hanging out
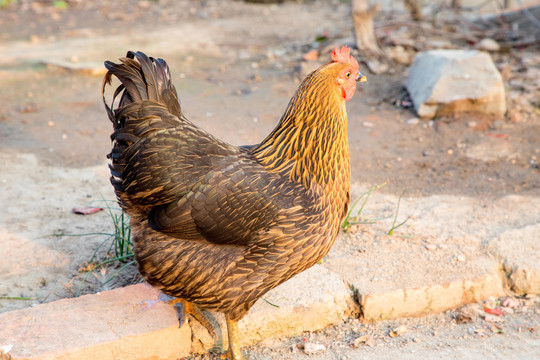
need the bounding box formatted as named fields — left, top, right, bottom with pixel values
left=488, top=223, right=540, bottom=294
left=323, top=190, right=540, bottom=321
left=0, top=284, right=191, bottom=360
left=359, top=271, right=505, bottom=321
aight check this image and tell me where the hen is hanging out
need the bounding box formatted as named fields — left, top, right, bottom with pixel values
left=102, top=46, right=365, bottom=359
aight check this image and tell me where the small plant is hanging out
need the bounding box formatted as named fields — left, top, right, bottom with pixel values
left=80, top=199, right=134, bottom=264
left=0, top=295, right=31, bottom=300
left=341, top=182, right=387, bottom=231
left=0, top=0, right=17, bottom=8
left=387, top=189, right=410, bottom=236
left=341, top=183, right=411, bottom=236
left=52, top=0, right=67, bottom=10
left=55, top=198, right=136, bottom=296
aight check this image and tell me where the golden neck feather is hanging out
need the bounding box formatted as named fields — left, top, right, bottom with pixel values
left=250, top=67, right=350, bottom=187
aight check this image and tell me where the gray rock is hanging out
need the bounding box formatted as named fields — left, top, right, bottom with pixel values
left=405, top=50, right=506, bottom=119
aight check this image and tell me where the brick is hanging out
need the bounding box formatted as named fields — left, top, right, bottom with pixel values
left=360, top=271, right=505, bottom=321
left=0, top=284, right=190, bottom=360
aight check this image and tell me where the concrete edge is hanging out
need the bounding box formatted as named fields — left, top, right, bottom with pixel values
left=2, top=261, right=539, bottom=359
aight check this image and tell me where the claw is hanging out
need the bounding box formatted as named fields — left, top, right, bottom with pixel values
left=172, top=300, right=187, bottom=328
left=167, top=298, right=217, bottom=339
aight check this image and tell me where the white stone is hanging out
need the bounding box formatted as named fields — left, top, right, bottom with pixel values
left=405, top=50, right=506, bottom=119
left=303, top=342, right=327, bottom=355
left=476, top=38, right=500, bottom=52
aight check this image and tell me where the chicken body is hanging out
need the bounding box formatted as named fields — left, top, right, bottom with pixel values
left=103, top=48, right=364, bottom=358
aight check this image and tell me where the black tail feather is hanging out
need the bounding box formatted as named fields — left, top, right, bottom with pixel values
left=102, top=51, right=183, bottom=130
left=103, top=51, right=185, bottom=197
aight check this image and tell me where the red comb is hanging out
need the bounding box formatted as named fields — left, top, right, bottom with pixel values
left=331, top=46, right=359, bottom=68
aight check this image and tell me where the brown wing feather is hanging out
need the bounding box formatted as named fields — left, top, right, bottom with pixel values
left=147, top=160, right=287, bottom=246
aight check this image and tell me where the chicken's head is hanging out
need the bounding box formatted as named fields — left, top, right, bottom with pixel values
left=331, top=46, right=366, bottom=101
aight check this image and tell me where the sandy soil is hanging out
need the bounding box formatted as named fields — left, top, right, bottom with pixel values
left=0, top=0, right=539, bottom=358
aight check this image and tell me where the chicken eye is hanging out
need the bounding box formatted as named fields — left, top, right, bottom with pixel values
left=345, top=71, right=351, bottom=78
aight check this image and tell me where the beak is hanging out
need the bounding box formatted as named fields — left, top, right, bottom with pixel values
left=356, top=72, right=367, bottom=83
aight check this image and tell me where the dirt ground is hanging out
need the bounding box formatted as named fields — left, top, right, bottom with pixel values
left=0, top=0, right=539, bottom=359
left=240, top=299, right=540, bottom=360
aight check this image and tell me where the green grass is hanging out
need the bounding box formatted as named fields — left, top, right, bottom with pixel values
left=53, top=0, right=67, bottom=9
left=0, top=0, right=17, bottom=9
left=387, top=189, right=411, bottom=236
left=0, top=296, right=31, bottom=300
left=341, top=182, right=388, bottom=232
left=342, top=183, right=411, bottom=236
left=55, top=198, right=136, bottom=296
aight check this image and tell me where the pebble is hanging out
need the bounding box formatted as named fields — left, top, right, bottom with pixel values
left=466, top=121, right=477, bottom=128
left=502, top=297, right=520, bottom=308
left=502, top=307, right=514, bottom=315
left=366, top=60, right=389, bottom=75
left=483, top=313, right=504, bottom=323
left=389, top=325, right=407, bottom=337
left=363, top=121, right=374, bottom=128
left=352, top=335, right=375, bottom=348
left=303, top=342, right=326, bottom=355
left=424, top=243, right=436, bottom=251
left=476, top=38, right=500, bottom=52
left=406, top=117, right=420, bottom=125
left=456, top=304, right=479, bottom=323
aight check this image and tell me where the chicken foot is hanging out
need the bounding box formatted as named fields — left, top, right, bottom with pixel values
left=168, top=298, right=217, bottom=339
left=172, top=299, right=243, bottom=359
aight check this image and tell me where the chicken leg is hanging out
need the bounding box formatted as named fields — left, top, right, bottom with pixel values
left=225, top=314, right=243, bottom=360
left=169, top=298, right=217, bottom=339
